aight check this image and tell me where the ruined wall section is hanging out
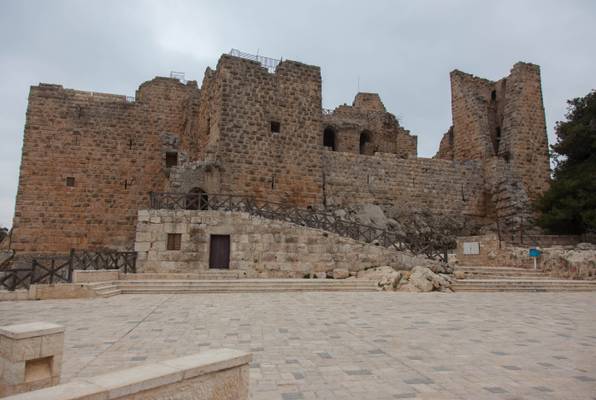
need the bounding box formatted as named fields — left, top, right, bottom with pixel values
left=434, top=127, right=454, bottom=160
left=500, top=63, right=550, bottom=202
left=11, top=79, right=198, bottom=254
left=322, top=152, right=486, bottom=217
left=450, top=71, right=496, bottom=160
left=323, top=93, right=417, bottom=158
left=213, top=55, right=323, bottom=206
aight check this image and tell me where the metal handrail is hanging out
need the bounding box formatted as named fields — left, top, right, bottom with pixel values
left=149, top=192, right=448, bottom=263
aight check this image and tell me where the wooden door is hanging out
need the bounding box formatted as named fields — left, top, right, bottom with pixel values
left=209, top=235, right=230, bottom=269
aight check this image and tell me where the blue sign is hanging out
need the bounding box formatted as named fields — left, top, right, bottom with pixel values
left=529, top=248, right=541, bottom=257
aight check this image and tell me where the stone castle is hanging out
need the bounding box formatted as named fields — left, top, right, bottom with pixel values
left=10, top=50, right=550, bottom=255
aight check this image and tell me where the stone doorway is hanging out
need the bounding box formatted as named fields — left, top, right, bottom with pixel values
left=209, top=234, right=230, bottom=269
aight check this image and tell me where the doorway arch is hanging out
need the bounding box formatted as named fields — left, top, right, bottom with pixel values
left=323, top=126, right=336, bottom=151
left=359, top=130, right=371, bottom=155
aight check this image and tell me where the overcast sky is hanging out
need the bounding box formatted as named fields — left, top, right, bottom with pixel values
left=1, top=0, right=594, bottom=228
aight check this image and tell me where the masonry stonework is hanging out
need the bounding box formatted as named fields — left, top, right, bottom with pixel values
left=134, top=210, right=433, bottom=277
left=10, top=51, right=551, bottom=255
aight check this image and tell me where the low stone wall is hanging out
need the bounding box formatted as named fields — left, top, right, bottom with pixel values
left=0, top=284, right=97, bottom=302
left=456, top=234, right=510, bottom=267
left=3, top=348, right=251, bottom=400
left=72, top=269, right=119, bottom=283
left=135, top=210, right=435, bottom=277
left=456, top=234, right=596, bottom=279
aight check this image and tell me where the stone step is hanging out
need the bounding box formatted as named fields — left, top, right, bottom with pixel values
left=120, top=287, right=375, bottom=294
left=84, top=282, right=122, bottom=297
left=119, top=279, right=374, bottom=285
left=86, top=279, right=379, bottom=296
left=117, top=284, right=375, bottom=291
left=451, top=287, right=596, bottom=292
left=454, top=279, right=596, bottom=284
left=458, top=271, right=552, bottom=278
left=452, top=279, right=596, bottom=292
left=456, top=268, right=545, bottom=274
left=120, top=272, right=252, bottom=280
left=98, top=289, right=122, bottom=297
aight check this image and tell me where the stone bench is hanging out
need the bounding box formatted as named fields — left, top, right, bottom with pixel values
left=0, top=322, right=64, bottom=396
left=2, top=348, right=251, bottom=400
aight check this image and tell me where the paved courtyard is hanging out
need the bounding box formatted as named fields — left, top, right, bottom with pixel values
left=1, top=292, right=595, bottom=399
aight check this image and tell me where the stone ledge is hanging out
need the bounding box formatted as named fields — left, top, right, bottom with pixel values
left=0, top=323, right=64, bottom=340
left=2, top=348, right=252, bottom=400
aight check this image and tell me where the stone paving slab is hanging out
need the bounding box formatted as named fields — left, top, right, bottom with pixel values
left=0, top=292, right=595, bottom=399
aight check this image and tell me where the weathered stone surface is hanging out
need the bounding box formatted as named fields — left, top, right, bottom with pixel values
left=331, top=268, right=350, bottom=279
left=9, top=52, right=550, bottom=257
left=0, top=322, right=64, bottom=396
left=456, top=234, right=596, bottom=280
left=135, top=210, right=438, bottom=277
left=1, top=349, right=251, bottom=400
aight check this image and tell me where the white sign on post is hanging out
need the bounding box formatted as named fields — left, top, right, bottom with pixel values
left=463, top=242, right=480, bottom=255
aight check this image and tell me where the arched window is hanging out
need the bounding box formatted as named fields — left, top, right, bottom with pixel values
left=186, top=187, right=208, bottom=210
left=359, top=130, right=371, bottom=155
left=323, top=127, right=336, bottom=151
left=491, top=90, right=497, bottom=101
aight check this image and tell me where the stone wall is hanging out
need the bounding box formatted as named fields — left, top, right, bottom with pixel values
left=456, top=234, right=595, bottom=279
left=322, top=152, right=487, bottom=216
left=10, top=53, right=551, bottom=256
left=323, top=93, right=417, bottom=158
left=442, top=63, right=550, bottom=203
left=11, top=79, right=200, bottom=254
left=134, top=210, right=434, bottom=277
left=2, top=349, right=251, bottom=400
left=213, top=55, right=324, bottom=206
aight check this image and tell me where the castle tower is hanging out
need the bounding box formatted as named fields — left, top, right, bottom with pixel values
left=446, top=62, right=550, bottom=203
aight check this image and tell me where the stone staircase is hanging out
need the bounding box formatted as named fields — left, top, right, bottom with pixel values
left=86, top=279, right=378, bottom=297
left=452, top=266, right=596, bottom=292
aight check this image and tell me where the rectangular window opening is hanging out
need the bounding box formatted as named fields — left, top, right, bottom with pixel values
left=167, top=233, right=182, bottom=250
left=270, top=121, right=281, bottom=134
left=165, top=151, right=178, bottom=168
left=66, top=177, right=75, bottom=187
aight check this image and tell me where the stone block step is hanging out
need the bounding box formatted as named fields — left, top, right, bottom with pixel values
left=120, top=287, right=375, bottom=294
left=452, top=278, right=596, bottom=292
left=98, top=289, right=122, bottom=297
left=86, top=279, right=379, bottom=296
left=457, top=268, right=545, bottom=274
left=451, top=287, right=596, bottom=292
left=459, top=273, right=554, bottom=279
left=121, top=272, right=252, bottom=280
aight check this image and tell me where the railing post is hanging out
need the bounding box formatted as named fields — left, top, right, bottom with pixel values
left=31, top=260, right=37, bottom=286
left=49, top=259, right=55, bottom=284
left=68, top=249, right=75, bottom=282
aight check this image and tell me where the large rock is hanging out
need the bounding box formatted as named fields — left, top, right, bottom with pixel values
left=356, top=266, right=397, bottom=280
left=576, top=242, right=596, bottom=251
left=357, top=265, right=453, bottom=292
left=404, top=266, right=452, bottom=292
left=353, top=204, right=390, bottom=228
left=377, top=270, right=408, bottom=291
left=332, top=268, right=350, bottom=279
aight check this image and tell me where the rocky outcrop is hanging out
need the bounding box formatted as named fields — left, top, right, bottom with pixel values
left=357, top=265, right=453, bottom=292
left=539, top=245, right=596, bottom=280
left=481, top=243, right=596, bottom=280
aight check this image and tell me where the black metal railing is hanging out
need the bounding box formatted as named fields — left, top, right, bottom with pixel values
left=0, top=250, right=136, bottom=291
left=149, top=192, right=449, bottom=263
left=229, top=49, right=281, bottom=73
